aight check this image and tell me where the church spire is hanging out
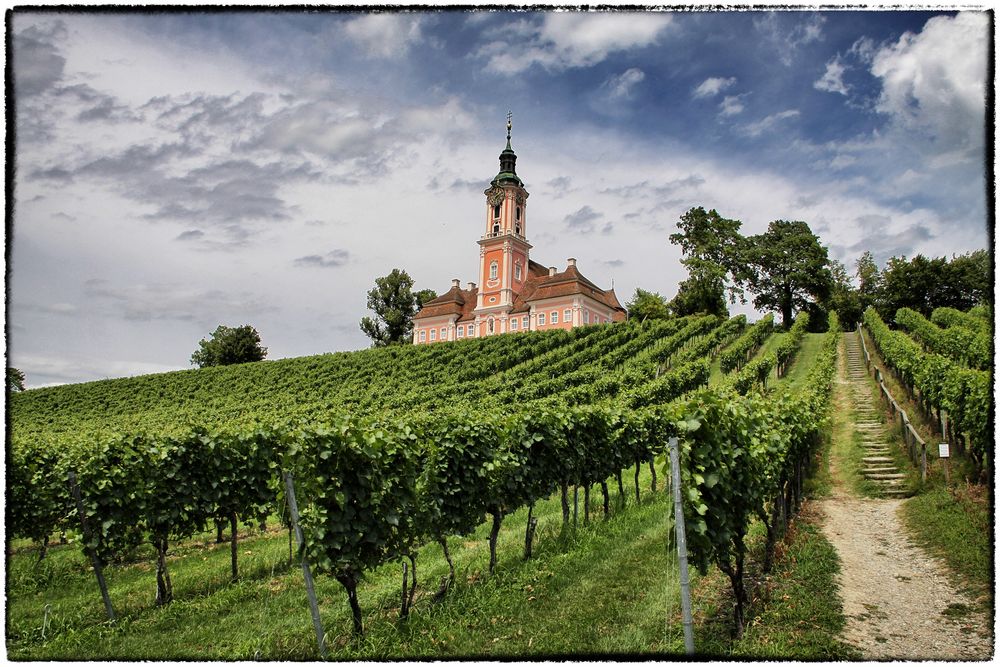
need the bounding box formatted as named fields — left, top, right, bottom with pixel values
left=493, top=110, right=522, bottom=186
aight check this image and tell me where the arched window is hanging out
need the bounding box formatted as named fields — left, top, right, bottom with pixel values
left=493, top=204, right=501, bottom=219
left=515, top=207, right=521, bottom=220
left=490, top=261, right=498, bottom=280
left=515, top=262, right=522, bottom=281
left=488, top=318, right=495, bottom=334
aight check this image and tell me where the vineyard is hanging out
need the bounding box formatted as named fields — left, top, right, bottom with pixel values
left=11, top=310, right=846, bottom=656
left=865, top=306, right=992, bottom=475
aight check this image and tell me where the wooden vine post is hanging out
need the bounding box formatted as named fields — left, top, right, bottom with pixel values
left=282, top=471, right=327, bottom=659
left=68, top=470, right=116, bottom=621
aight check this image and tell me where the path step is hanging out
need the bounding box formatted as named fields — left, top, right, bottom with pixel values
left=863, top=456, right=894, bottom=463
left=865, top=473, right=906, bottom=480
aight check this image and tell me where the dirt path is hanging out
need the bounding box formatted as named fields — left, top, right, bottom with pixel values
left=814, top=333, right=992, bottom=660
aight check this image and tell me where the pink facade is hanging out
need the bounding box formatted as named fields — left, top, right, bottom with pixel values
left=413, top=119, right=625, bottom=344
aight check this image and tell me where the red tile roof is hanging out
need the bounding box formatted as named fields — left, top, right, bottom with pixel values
left=414, top=259, right=627, bottom=322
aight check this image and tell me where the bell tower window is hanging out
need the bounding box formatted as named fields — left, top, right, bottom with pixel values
left=515, top=262, right=522, bottom=281
left=490, top=261, right=498, bottom=280
left=516, top=207, right=521, bottom=220
left=493, top=204, right=501, bottom=219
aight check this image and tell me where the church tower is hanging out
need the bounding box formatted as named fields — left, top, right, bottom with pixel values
left=410, top=112, right=627, bottom=345
left=475, top=113, right=531, bottom=334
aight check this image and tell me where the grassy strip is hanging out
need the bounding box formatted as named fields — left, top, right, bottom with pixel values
left=900, top=485, right=991, bottom=605
left=780, top=333, right=825, bottom=390
left=733, top=509, right=859, bottom=659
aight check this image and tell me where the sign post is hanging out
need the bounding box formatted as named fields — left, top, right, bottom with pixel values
left=938, top=443, right=950, bottom=484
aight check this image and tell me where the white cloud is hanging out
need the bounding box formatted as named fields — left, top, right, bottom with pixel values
left=342, top=14, right=423, bottom=59
left=692, top=76, right=736, bottom=99
left=870, top=12, right=988, bottom=160
left=741, top=109, right=800, bottom=137
left=719, top=95, right=745, bottom=117
left=754, top=12, right=825, bottom=66
left=483, top=12, right=672, bottom=73
left=604, top=67, right=646, bottom=100
left=814, top=57, right=849, bottom=95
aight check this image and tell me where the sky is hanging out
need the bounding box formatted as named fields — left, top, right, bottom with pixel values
left=7, top=7, right=993, bottom=388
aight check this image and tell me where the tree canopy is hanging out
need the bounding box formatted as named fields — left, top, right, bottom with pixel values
left=625, top=288, right=670, bottom=321
left=190, top=325, right=268, bottom=368
left=742, top=220, right=833, bottom=329
left=360, top=269, right=435, bottom=347
left=8, top=367, right=25, bottom=392
left=669, top=207, right=744, bottom=310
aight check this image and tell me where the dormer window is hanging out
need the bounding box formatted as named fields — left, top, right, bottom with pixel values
left=490, top=260, right=498, bottom=280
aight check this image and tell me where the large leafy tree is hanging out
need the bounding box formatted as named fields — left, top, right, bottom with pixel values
left=190, top=325, right=268, bottom=368
left=823, top=259, right=862, bottom=330
left=875, top=250, right=991, bottom=320
left=670, top=257, right=728, bottom=317
left=669, top=206, right=745, bottom=309
left=359, top=269, right=435, bottom=346
left=625, top=287, right=670, bottom=321
left=742, top=220, right=833, bottom=329
left=7, top=367, right=25, bottom=392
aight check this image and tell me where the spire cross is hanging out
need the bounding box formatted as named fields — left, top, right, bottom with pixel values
left=506, top=110, right=512, bottom=140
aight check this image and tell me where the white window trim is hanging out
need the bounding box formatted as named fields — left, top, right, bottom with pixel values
left=511, top=318, right=518, bottom=330
left=419, top=330, right=426, bottom=342
left=564, top=308, right=572, bottom=322
left=430, top=329, right=437, bottom=341
left=538, top=312, right=546, bottom=325
left=551, top=310, right=559, bottom=324
left=490, top=261, right=498, bottom=280
left=457, top=327, right=464, bottom=338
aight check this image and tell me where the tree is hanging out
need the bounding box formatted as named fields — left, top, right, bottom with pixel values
left=415, top=288, right=438, bottom=310
left=669, top=207, right=746, bottom=305
left=823, top=259, right=862, bottom=329
left=7, top=367, right=25, bottom=392
left=670, top=257, right=728, bottom=317
left=742, top=220, right=833, bottom=329
left=625, top=288, right=670, bottom=321
left=360, top=269, right=432, bottom=347
left=190, top=325, right=268, bottom=368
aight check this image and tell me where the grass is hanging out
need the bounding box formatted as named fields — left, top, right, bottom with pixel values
left=900, top=484, right=991, bottom=605
left=732, top=509, right=859, bottom=660
left=780, top=333, right=825, bottom=390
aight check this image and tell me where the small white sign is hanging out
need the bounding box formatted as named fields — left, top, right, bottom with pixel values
left=939, top=443, right=950, bottom=458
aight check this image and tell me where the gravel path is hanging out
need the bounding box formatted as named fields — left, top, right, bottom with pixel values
left=818, top=493, right=991, bottom=660
left=815, top=334, right=992, bottom=660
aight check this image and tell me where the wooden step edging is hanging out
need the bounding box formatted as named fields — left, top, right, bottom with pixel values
left=854, top=325, right=929, bottom=483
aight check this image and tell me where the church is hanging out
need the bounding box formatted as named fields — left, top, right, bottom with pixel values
left=413, top=116, right=626, bottom=344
